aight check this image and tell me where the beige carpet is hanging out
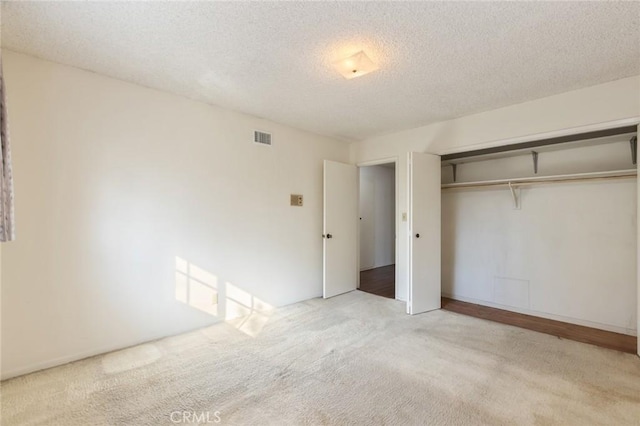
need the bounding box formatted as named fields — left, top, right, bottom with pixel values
left=2, top=291, right=639, bottom=425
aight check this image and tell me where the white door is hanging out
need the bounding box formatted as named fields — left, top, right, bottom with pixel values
left=323, top=160, right=358, bottom=298
left=408, top=152, right=441, bottom=314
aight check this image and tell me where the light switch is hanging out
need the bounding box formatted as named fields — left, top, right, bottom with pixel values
left=290, top=194, right=303, bottom=206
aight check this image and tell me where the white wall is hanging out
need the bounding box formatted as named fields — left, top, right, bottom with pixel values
left=351, top=75, right=640, bottom=303
left=359, top=165, right=395, bottom=270
left=1, top=51, right=349, bottom=379
left=442, top=140, right=637, bottom=335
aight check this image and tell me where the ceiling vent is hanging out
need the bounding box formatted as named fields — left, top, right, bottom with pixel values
left=254, top=131, right=272, bottom=146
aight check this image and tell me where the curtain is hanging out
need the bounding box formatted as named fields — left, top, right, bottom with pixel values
left=0, top=53, right=15, bottom=242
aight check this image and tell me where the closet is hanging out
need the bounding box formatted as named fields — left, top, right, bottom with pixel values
left=440, top=126, right=638, bottom=342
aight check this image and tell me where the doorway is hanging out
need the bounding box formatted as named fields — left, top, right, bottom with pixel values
left=323, top=154, right=441, bottom=313
left=358, top=162, right=396, bottom=299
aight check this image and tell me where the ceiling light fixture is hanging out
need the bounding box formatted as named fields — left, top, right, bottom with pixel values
left=332, top=51, right=378, bottom=79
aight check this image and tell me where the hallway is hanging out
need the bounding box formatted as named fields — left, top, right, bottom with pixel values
left=359, top=265, right=395, bottom=299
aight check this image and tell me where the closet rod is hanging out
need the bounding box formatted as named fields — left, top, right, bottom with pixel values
left=441, top=169, right=637, bottom=190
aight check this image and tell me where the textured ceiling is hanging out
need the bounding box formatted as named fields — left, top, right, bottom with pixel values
left=2, top=1, right=639, bottom=141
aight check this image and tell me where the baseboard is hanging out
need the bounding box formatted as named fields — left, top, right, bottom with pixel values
left=1, top=291, right=325, bottom=381
left=442, top=293, right=637, bottom=337
left=1, top=319, right=222, bottom=381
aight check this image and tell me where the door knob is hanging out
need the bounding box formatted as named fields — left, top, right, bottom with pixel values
left=326, top=234, right=333, bottom=239
left=415, top=233, right=420, bottom=238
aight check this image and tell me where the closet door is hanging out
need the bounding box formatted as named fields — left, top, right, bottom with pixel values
left=408, top=152, right=441, bottom=314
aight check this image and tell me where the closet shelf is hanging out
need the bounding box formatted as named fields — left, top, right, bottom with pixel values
left=441, top=169, right=637, bottom=190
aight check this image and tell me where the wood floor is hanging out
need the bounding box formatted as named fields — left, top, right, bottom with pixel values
left=357, top=265, right=637, bottom=353
left=442, top=298, right=637, bottom=354
left=359, top=264, right=395, bottom=298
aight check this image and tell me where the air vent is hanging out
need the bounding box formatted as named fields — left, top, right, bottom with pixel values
left=254, top=131, right=272, bottom=146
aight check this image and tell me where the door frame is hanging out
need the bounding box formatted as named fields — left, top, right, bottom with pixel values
left=356, top=156, right=400, bottom=300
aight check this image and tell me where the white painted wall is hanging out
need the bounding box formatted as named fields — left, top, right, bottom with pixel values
left=442, top=140, right=637, bottom=335
left=359, top=165, right=395, bottom=270
left=350, top=75, right=640, bottom=303
left=1, top=51, right=349, bottom=379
